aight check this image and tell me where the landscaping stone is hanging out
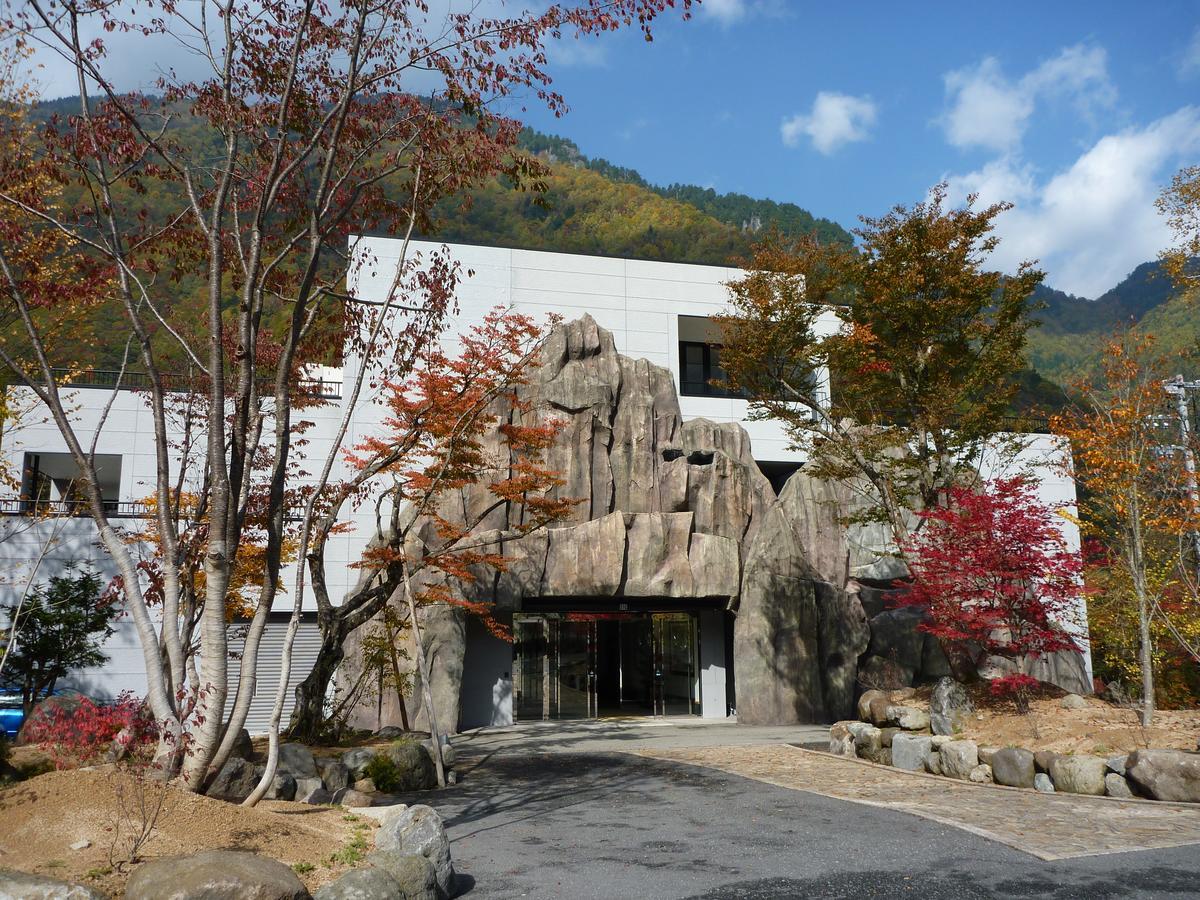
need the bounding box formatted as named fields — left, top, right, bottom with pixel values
left=15, top=690, right=87, bottom=745
left=924, top=750, right=942, bottom=776
left=367, top=850, right=439, bottom=900
left=1107, top=755, right=1129, bottom=777
left=969, top=764, right=993, bottom=784
left=314, top=867, right=401, bottom=900
left=70, top=840, right=91, bottom=851
left=266, top=774, right=297, bottom=802
left=1105, top=773, right=1135, bottom=798
left=232, top=727, right=255, bottom=761
left=977, top=746, right=998, bottom=766
left=421, top=739, right=458, bottom=770
left=891, top=733, right=933, bottom=772
left=991, top=747, right=1036, bottom=789
left=1126, top=749, right=1200, bottom=802
left=386, top=741, right=438, bottom=792
left=354, top=778, right=377, bottom=793
left=376, top=726, right=406, bottom=739
left=320, top=760, right=352, bottom=793
left=829, top=722, right=856, bottom=758
left=1060, top=693, right=1089, bottom=710
left=1034, top=773, right=1055, bottom=793
left=125, top=850, right=309, bottom=900
left=300, top=786, right=333, bottom=805
left=885, top=705, right=930, bottom=731
left=206, top=756, right=260, bottom=803
left=1034, top=750, right=1060, bottom=774
left=846, top=722, right=882, bottom=758
left=939, top=740, right=979, bottom=780
left=1049, top=755, right=1108, bottom=796
left=856, top=689, right=887, bottom=722
left=342, top=748, right=377, bottom=779
left=930, top=678, right=972, bottom=736
left=278, top=743, right=319, bottom=778
left=334, top=788, right=374, bottom=808
left=864, top=747, right=891, bottom=766
left=879, top=727, right=901, bottom=748
left=374, top=805, right=456, bottom=898
left=295, top=777, right=324, bottom=798
left=928, top=735, right=953, bottom=749
left=0, top=868, right=105, bottom=898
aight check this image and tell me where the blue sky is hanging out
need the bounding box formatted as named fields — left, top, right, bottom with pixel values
left=27, top=0, right=1200, bottom=297
left=517, top=0, right=1200, bottom=297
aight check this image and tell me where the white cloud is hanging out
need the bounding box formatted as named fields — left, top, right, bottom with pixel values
left=944, top=107, right=1200, bottom=297
left=699, top=0, right=748, bottom=25
left=941, top=44, right=1115, bottom=152
left=1181, top=27, right=1200, bottom=77
left=781, top=91, right=877, bottom=155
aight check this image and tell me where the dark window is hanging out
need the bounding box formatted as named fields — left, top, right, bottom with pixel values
left=679, top=341, right=742, bottom=398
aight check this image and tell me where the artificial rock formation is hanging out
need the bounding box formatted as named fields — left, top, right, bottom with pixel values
left=342, top=314, right=1091, bottom=733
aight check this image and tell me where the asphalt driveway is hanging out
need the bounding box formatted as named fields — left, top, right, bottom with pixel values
left=419, top=750, right=1200, bottom=899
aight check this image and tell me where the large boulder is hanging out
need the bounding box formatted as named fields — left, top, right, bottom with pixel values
left=829, top=722, right=856, bottom=757
left=891, top=733, right=933, bottom=772
left=278, top=743, right=319, bottom=779
left=320, top=759, right=352, bottom=793
left=991, top=748, right=1035, bottom=789
left=314, top=868, right=400, bottom=900
left=342, top=748, right=377, bottom=779
left=1049, top=755, right=1108, bottom=796
left=375, top=805, right=456, bottom=898
left=386, top=741, right=438, bottom=792
left=930, top=678, right=973, bottom=736
left=1126, top=750, right=1200, bottom=802
left=0, top=869, right=105, bottom=899
left=125, top=850, right=310, bottom=900
left=939, top=740, right=979, bottom=780
left=206, top=757, right=261, bottom=803
left=367, top=850, right=439, bottom=900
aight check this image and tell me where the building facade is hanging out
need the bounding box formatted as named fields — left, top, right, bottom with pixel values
left=0, top=239, right=1089, bottom=732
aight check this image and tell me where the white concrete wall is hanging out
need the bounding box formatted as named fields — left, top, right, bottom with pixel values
left=698, top=609, right=729, bottom=719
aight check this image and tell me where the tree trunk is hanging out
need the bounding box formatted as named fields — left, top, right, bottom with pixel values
left=1137, top=586, right=1155, bottom=727
left=286, top=621, right=347, bottom=742
left=403, top=562, right=445, bottom=788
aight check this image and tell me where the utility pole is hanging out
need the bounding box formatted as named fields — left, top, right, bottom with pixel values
left=1164, top=374, right=1200, bottom=583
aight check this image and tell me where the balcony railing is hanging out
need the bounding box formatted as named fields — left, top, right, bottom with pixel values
left=29, top=368, right=342, bottom=400
left=0, top=498, right=152, bottom=518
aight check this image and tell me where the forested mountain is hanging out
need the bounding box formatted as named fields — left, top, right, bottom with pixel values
left=20, top=97, right=1195, bottom=406
left=1028, top=262, right=1196, bottom=384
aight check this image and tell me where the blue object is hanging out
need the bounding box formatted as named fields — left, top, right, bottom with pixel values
left=0, top=695, right=24, bottom=738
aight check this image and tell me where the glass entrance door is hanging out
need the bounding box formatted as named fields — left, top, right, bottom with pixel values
left=513, top=612, right=697, bottom=720
left=653, top=613, right=697, bottom=716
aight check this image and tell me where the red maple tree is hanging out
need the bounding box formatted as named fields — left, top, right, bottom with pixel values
left=895, top=477, right=1086, bottom=709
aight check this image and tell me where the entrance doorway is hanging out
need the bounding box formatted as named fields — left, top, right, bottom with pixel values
left=512, top=612, right=698, bottom=720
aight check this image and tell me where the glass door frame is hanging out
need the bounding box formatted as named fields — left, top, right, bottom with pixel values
left=651, top=612, right=698, bottom=717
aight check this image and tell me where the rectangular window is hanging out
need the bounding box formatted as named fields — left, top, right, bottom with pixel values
left=679, top=341, right=743, bottom=398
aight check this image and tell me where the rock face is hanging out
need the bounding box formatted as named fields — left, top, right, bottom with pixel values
left=1126, top=750, right=1200, bottom=802
left=125, top=851, right=309, bottom=900
left=339, top=314, right=1093, bottom=730
left=375, top=805, right=455, bottom=898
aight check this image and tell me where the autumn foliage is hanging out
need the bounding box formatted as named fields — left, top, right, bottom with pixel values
left=896, top=477, right=1085, bottom=707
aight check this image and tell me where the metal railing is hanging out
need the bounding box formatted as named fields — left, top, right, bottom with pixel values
left=0, top=497, right=152, bottom=518
left=30, top=368, right=342, bottom=400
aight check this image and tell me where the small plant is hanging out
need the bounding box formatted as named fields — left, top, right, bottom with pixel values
left=105, top=767, right=172, bottom=870
left=362, top=752, right=401, bottom=793
left=291, top=862, right=315, bottom=875
left=85, top=867, right=113, bottom=880
left=326, top=820, right=370, bottom=867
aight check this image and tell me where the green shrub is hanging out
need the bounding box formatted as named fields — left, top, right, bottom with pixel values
left=362, top=752, right=401, bottom=792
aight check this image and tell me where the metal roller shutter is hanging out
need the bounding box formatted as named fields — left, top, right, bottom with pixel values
left=226, top=616, right=323, bottom=735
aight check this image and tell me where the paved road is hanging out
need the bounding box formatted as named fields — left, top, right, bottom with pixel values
left=420, top=750, right=1200, bottom=899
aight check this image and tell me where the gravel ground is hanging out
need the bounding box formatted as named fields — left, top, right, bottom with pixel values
left=421, top=751, right=1200, bottom=900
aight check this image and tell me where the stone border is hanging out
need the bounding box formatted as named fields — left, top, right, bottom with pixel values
left=796, top=744, right=1200, bottom=812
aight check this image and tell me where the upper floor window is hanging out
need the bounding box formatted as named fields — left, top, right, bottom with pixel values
left=679, top=341, right=742, bottom=398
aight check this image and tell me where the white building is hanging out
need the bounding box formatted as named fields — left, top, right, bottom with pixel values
left=0, top=239, right=1089, bottom=732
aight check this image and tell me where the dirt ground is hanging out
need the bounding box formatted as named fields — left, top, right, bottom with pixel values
left=892, top=686, right=1200, bottom=755
left=0, top=768, right=370, bottom=898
